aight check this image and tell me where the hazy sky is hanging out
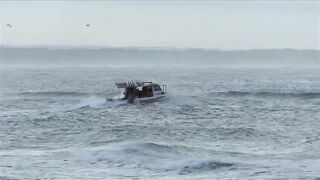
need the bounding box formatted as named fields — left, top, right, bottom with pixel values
left=0, top=1, right=319, bottom=49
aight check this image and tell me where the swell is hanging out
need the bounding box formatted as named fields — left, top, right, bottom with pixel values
left=214, top=91, right=320, bottom=98
left=77, top=141, right=234, bottom=174
left=14, top=91, right=106, bottom=97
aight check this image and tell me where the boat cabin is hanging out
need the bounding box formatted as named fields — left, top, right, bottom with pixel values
left=115, top=81, right=166, bottom=102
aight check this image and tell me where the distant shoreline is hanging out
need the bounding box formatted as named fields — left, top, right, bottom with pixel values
left=1, top=47, right=319, bottom=68
left=1, top=45, right=319, bottom=52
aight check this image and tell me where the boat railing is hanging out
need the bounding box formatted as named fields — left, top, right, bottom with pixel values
left=115, top=80, right=145, bottom=88
left=160, top=84, right=167, bottom=93
left=115, top=80, right=167, bottom=93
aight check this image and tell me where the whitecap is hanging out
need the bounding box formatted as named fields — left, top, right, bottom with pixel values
left=75, top=141, right=234, bottom=175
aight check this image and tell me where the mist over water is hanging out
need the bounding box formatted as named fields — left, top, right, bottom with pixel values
left=1, top=46, right=320, bottom=179
left=1, top=47, right=319, bottom=68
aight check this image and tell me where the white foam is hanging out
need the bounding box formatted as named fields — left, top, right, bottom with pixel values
left=73, top=95, right=123, bottom=109
left=78, top=96, right=106, bottom=108
left=75, top=141, right=233, bottom=175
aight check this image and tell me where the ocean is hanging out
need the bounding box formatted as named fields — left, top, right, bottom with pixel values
left=0, top=67, right=320, bottom=179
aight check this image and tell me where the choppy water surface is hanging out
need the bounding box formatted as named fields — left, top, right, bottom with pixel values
left=1, top=67, right=320, bottom=179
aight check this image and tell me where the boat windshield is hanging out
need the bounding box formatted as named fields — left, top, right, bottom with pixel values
left=153, top=85, right=162, bottom=91
left=141, top=86, right=153, bottom=97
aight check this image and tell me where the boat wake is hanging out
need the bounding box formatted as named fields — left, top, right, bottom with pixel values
left=76, top=96, right=126, bottom=109
left=77, top=96, right=106, bottom=108
left=15, top=91, right=101, bottom=97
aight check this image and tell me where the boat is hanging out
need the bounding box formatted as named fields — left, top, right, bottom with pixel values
left=114, top=80, right=167, bottom=103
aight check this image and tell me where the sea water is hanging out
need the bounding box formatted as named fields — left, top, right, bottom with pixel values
left=0, top=67, right=320, bottom=179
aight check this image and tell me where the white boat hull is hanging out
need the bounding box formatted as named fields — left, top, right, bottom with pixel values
left=113, top=81, right=167, bottom=103
left=136, top=94, right=167, bottom=102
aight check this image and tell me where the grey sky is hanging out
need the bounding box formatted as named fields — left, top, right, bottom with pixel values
left=0, top=1, right=319, bottom=49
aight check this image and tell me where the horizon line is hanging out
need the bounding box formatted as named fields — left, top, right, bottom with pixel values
left=1, top=44, right=319, bottom=51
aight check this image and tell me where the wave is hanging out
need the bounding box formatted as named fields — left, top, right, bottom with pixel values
left=210, top=127, right=257, bottom=138
left=178, top=161, right=233, bottom=175
left=77, top=96, right=126, bottom=108
left=215, top=91, right=320, bottom=98
left=77, top=96, right=108, bottom=108
left=15, top=92, right=125, bottom=108
left=158, top=94, right=198, bottom=109
left=76, top=141, right=234, bottom=175
left=15, top=91, right=117, bottom=99
left=16, top=91, right=92, bottom=97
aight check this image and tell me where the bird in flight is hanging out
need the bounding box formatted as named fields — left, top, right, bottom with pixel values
left=86, top=24, right=90, bottom=27
left=6, top=24, right=12, bottom=28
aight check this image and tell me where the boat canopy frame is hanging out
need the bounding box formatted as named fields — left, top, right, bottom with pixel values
left=115, top=80, right=166, bottom=93
left=115, top=80, right=145, bottom=88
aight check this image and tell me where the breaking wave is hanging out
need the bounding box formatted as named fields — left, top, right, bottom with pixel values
left=77, top=141, right=234, bottom=175
left=215, top=91, right=320, bottom=98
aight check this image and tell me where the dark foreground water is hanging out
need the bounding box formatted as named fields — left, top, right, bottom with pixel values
left=0, top=67, right=320, bottom=179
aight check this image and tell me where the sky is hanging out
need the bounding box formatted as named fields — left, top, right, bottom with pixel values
left=0, top=1, right=319, bottom=50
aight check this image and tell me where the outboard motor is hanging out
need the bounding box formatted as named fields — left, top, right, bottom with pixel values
left=125, top=87, right=136, bottom=103
left=127, top=93, right=135, bottom=103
